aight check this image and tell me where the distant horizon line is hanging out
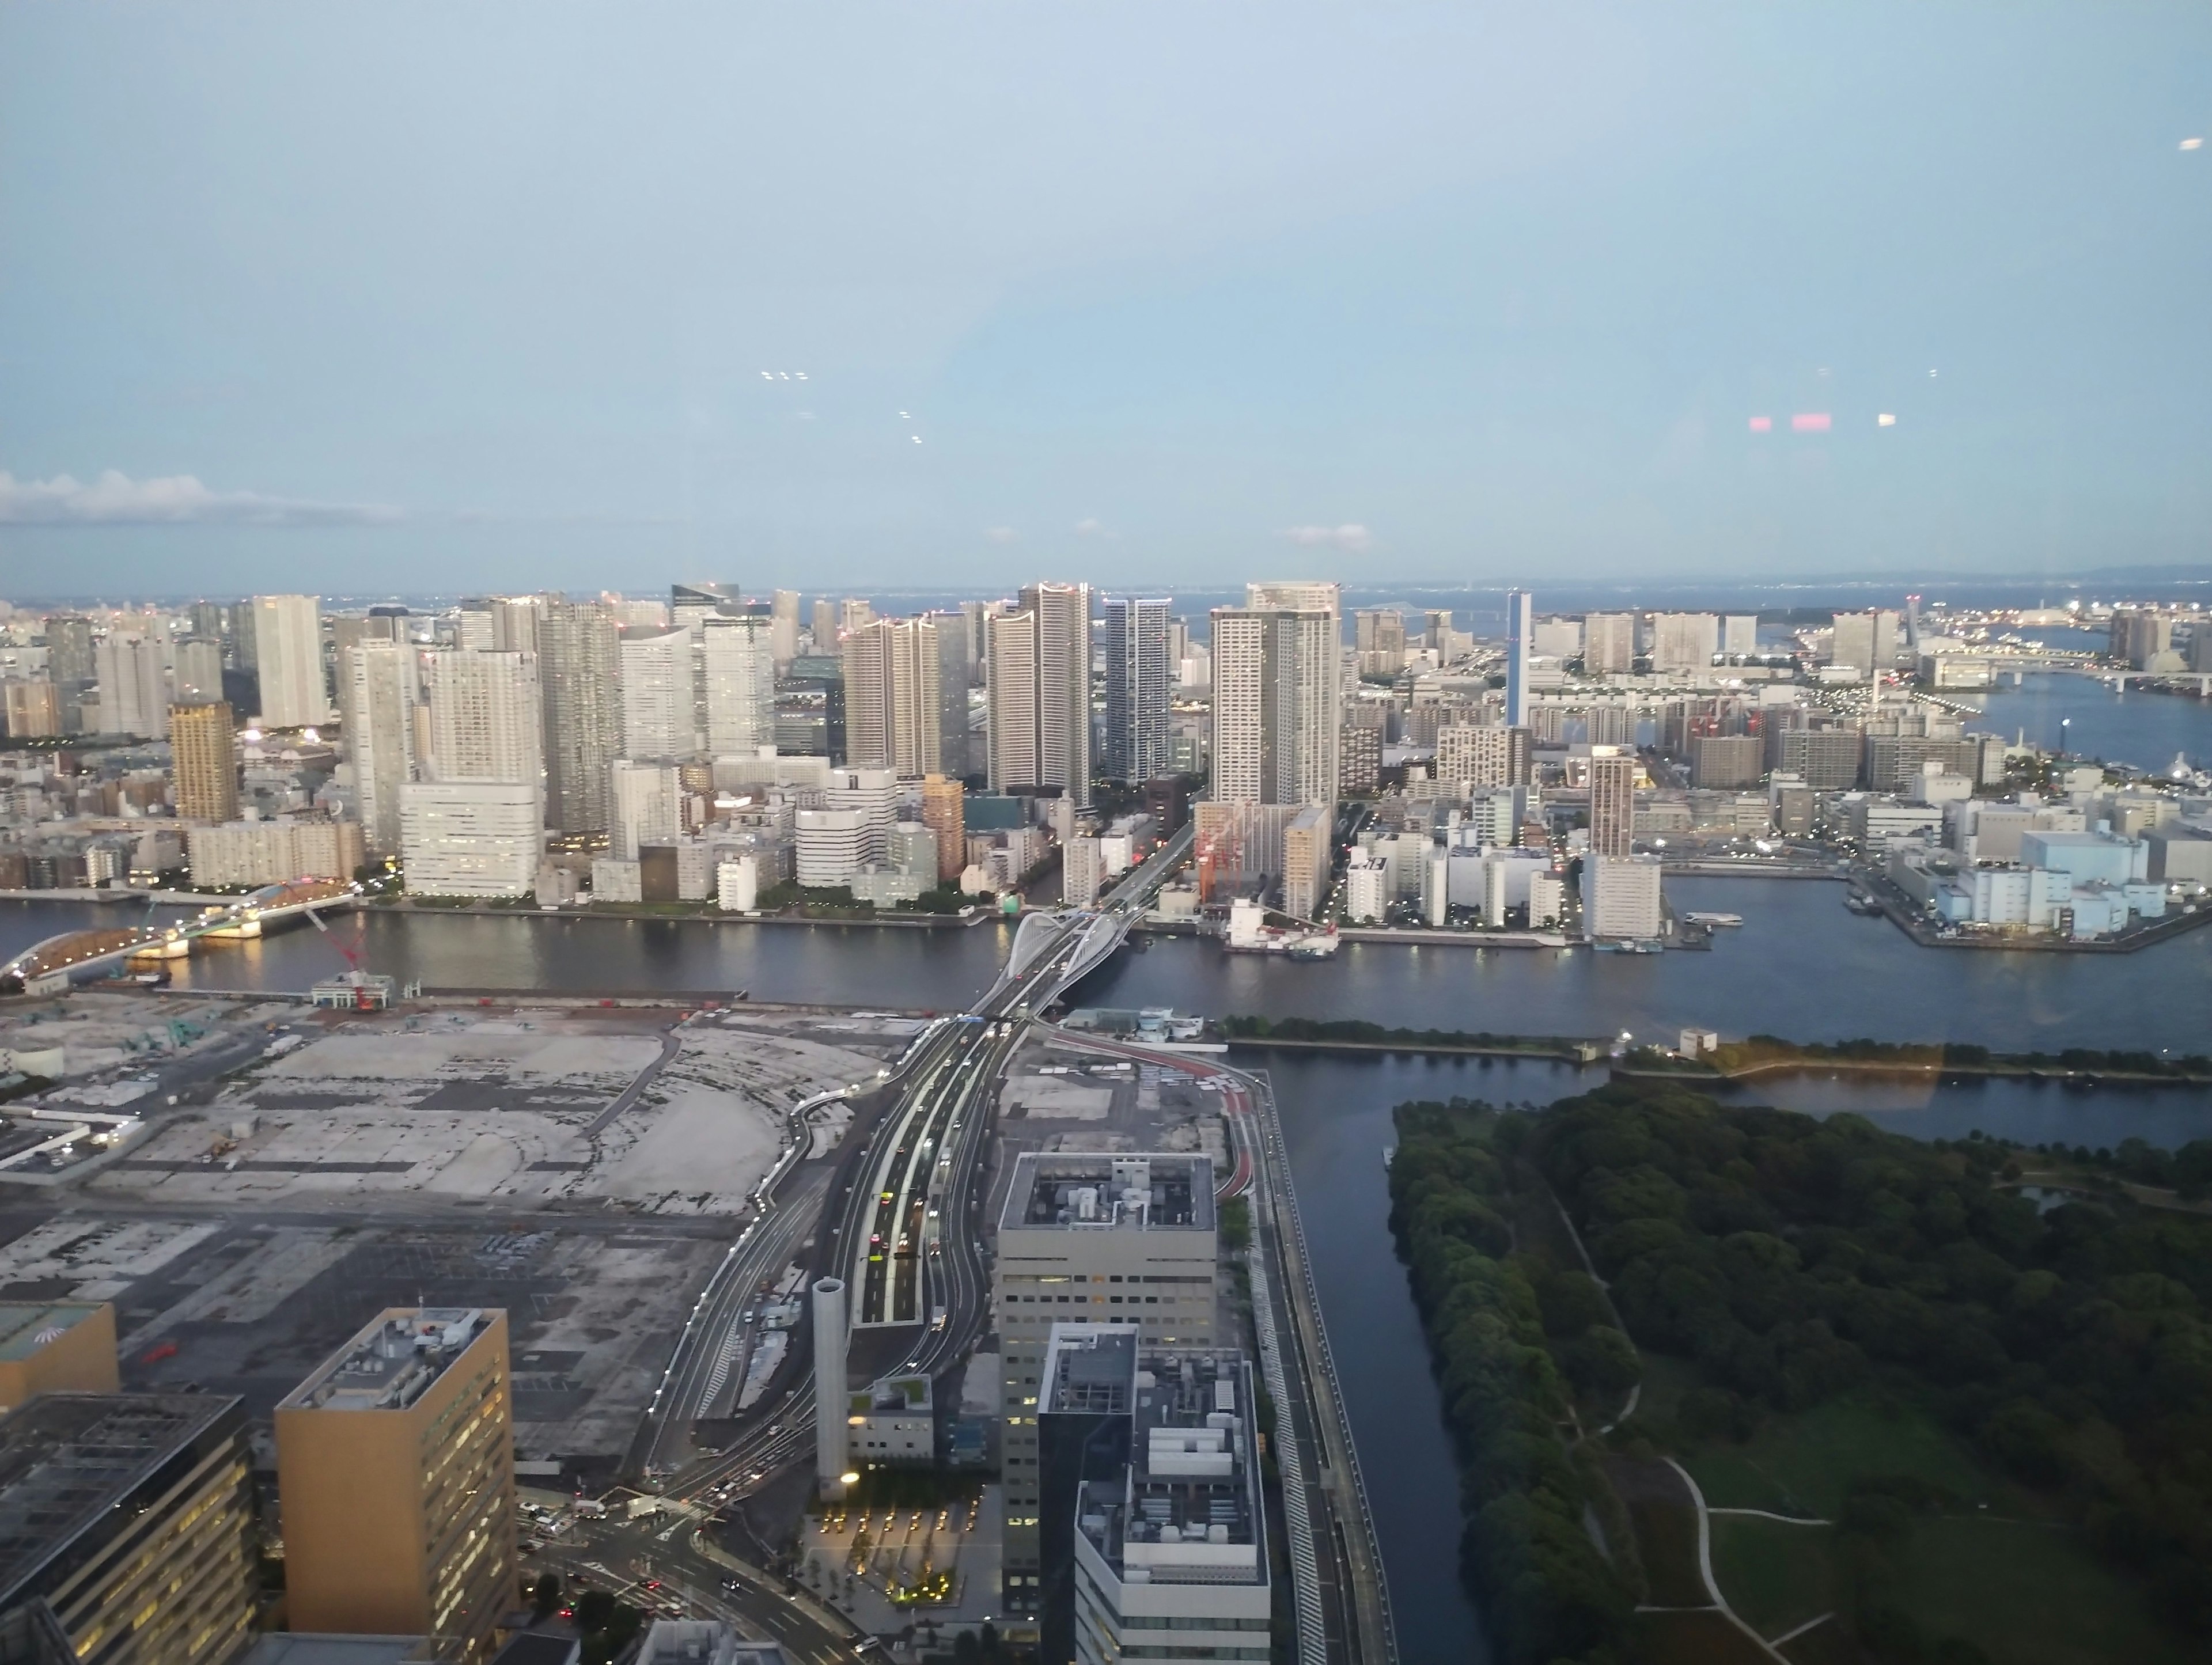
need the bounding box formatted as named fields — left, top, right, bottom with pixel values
left=7, top=562, right=2212, bottom=613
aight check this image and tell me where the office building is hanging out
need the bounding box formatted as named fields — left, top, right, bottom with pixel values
left=987, top=583, right=1093, bottom=803
left=0, top=1392, right=254, bottom=1665
left=44, top=615, right=96, bottom=693
left=277, top=1309, right=514, bottom=1663
left=539, top=600, right=622, bottom=834
left=172, top=636, right=225, bottom=704
left=94, top=633, right=166, bottom=738
left=1584, top=612, right=1636, bottom=674
left=1649, top=613, right=1719, bottom=673
left=702, top=616, right=777, bottom=755
left=1582, top=853, right=1664, bottom=940
left=838, top=598, right=876, bottom=637
left=252, top=595, right=327, bottom=727
left=399, top=783, right=539, bottom=898
left=796, top=809, right=868, bottom=889
left=1101, top=597, right=1172, bottom=783
left=919, top=775, right=965, bottom=881
left=1435, top=723, right=1531, bottom=790
left=994, top=1152, right=1217, bottom=1609
left=455, top=604, right=495, bottom=651
left=340, top=640, right=417, bottom=856
left=608, top=760, right=680, bottom=862
left=1722, top=615, right=1760, bottom=657
left=1503, top=590, right=1532, bottom=727
left=1209, top=600, right=1339, bottom=806
left=1770, top=726, right=1863, bottom=791
left=1831, top=610, right=1900, bottom=675
left=825, top=768, right=896, bottom=861
left=1588, top=746, right=1635, bottom=858
left=671, top=581, right=744, bottom=618
left=1036, top=1326, right=1270, bottom=1665
left=619, top=626, right=694, bottom=760
left=0, top=1303, right=118, bottom=1411
left=809, top=598, right=838, bottom=650
left=2, top=680, right=60, bottom=739
left=168, top=700, right=239, bottom=824
left=843, top=617, right=945, bottom=776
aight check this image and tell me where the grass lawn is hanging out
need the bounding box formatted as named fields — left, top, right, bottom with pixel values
left=1633, top=1610, right=1771, bottom=1665
left=1896, top=1516, right=2198, bottom=1665
left=1709, top=1515, right=1836, bottom=1639
left=1603, top=1457, right=1707, bottom=1607
left=1777, top=1616, right=1858, bottom=1665
left=1681, top=1394, right=2012, bottom=1519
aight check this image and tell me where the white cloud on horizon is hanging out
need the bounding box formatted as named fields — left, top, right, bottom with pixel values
left=1283, top=522, right=1373, bottom=552
left=983, top=525, right=1019, bottom=543
left=1073, top=516, right=1108, bottom=537
left=0, top=469, right=402, bottom=527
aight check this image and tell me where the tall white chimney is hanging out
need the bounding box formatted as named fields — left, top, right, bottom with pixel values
left=812, top=1277, right=851, bottom=1497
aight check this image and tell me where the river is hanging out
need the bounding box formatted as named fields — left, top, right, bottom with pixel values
left=1965, top=670, right=2210, bottom=773
left=9, top=883, right=2211, bottom=1663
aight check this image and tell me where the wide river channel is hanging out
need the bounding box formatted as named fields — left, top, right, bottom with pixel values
left=7, top=871, right=2211, bottom=1662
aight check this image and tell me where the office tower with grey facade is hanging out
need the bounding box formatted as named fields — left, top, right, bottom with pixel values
left=1100, top=596, right=1171, bottom=783
left=1503, top=589, right=1532, bottom=728
left=338, top=638, right=417, bottom=856
left=539, top=598, right=622, bottom=833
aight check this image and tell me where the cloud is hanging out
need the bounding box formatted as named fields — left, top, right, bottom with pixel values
left=1073, top=517, right=1108, bottom=537
left=1282, top=522, right=1373, bottom=552
left=983, top=525, right=1018, bottom=544
left=0, top=469, right=402, bottom=527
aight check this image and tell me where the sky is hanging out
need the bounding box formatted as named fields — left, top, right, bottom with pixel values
left=2, top=2, right=2209, bottom=600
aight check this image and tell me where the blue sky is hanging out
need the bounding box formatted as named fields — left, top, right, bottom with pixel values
left=2, top=2, right=2208, bottom=597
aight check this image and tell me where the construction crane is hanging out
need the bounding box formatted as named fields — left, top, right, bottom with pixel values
left=304, top=907, right=379, bottom=1010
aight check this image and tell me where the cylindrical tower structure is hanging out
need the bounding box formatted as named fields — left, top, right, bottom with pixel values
left=811, top=1277, right=851, bottom=1497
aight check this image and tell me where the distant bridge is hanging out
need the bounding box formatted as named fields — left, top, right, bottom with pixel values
left=1, top=878, right=361, bottom=991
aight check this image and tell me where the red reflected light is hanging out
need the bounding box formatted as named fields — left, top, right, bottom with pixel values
left=1791, top=412, right=1832, bottom=432
left=1747, top=416, right=1772, bottom=433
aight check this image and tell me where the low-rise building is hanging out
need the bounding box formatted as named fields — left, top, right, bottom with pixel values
left=0, top=1303, right=118, bottom=1412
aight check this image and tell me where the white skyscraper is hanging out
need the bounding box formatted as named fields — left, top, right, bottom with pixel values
left=423, top=650, right=543, bottom=822
left=618, top=627, right=694, bottom=759
left=702, top=616, right=777, bottom=754
left=1209, top=593, right=1339, bottom=806
left=842, top=617, right=944, bottom=777
left=339, top=639, right=418, bottom=856
left=94, top=632, right=168, bottom=738
left=1584, top=612, right=1636, bottom=675
left=399, top=781, right=540, bottom=898
left=1650, top=613, right=1720, bottom=673
left=985, top=583, right=1092, bottom=803
left=251, top=595, right=327, bottom=727
left=607, top=759, right=681, bottom=860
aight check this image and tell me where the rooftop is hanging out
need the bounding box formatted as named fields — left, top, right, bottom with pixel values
left=282, top=1308, right=497, bottom=1414
left=0, top=1303, right=103, bottom=1363
left=0, top=1392, right=244, bottom=1603
left=1002, top=1153, right=1214, bottom=1235
left=1046, top=1329, right=1264, bottom=1588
